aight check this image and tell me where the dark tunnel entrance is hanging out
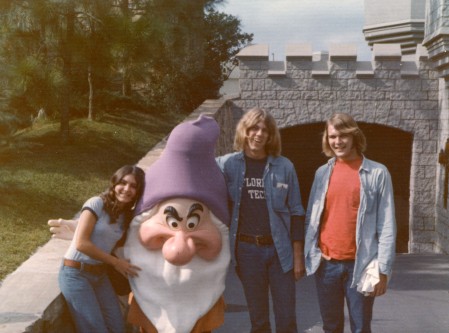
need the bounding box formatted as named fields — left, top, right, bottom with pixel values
left=281, top=122, right=412, bottom=253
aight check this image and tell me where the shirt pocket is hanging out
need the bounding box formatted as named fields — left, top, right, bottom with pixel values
left=364, top=188, right=377, bottom=213
left=272, top=186, right=289, bottom=211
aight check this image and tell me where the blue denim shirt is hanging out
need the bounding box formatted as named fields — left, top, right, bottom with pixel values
left=216, top=152, right=305, bottom=272
left=304, top=157, right=397, bottom=287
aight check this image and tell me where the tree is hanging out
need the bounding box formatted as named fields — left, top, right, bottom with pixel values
left=200, top=8, right=253, bottom=99
left=0, top=1, right=117, bottom=132
left=59, top=0, right=76, bottom=142
left=0, top=1, right=61, bottom=128
left=0, top=0, right=79, bottom=141
left=136, top=1, right=253, bottom=114
left=0, top=0, right=253, bottom=141
left=76, top=0, right=115, bottom=120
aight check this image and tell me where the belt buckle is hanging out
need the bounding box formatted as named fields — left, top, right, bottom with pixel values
left=79, top=262, right=86, bottom=271
left=255, top=235, right=263, bottom=246
left=80, top=262, right=95, bottom=274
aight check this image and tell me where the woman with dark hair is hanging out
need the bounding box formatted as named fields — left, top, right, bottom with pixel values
left=58, top=165, right=145, bottom=333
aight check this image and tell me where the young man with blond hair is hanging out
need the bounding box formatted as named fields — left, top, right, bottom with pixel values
left=305, top=113, right=396, bottom=333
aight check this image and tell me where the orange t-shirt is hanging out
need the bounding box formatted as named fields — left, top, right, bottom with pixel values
left=319, top=158, right=362, bottom=260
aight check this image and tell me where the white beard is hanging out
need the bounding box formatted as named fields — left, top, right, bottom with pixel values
left=124, top=212, right=230, bottom=333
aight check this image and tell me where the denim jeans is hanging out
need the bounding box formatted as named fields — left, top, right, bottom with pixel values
left=236, top=241, right=297, bottom=333
left=59, top=264, right=125, bottom=333
left=315, top=259, right=375, bottom=333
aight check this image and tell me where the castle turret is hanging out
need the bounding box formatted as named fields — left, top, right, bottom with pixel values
left=363, top=0, right=426, bottom=54
left=422, top=0, right=449, bottom=81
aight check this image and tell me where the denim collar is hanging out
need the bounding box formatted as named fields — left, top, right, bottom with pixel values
left=327, top=155, right=370, bottom=173
left=236, top=151, right=280, bottom=166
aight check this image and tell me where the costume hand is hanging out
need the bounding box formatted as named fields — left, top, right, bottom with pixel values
left=48, top=218, right=78, bottom=240
left=114, top=257, right=141, bottom=278
left=370, top=273, right=388, bottom=297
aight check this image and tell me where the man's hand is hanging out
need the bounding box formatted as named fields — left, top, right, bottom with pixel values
left=370, top=273, right=388, bottom=297
left=48, top=218, right=78, bottom=240
left=293, top=241, right=305, bottom=281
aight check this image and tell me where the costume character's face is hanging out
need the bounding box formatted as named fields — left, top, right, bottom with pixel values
left=124, top=197, right=230, bottom=333
left=139, top=198, right=223, bottom=266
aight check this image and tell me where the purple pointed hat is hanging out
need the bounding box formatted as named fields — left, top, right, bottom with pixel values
left=135, top=114, right=229, bottom=225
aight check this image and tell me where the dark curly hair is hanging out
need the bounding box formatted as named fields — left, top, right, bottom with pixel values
left=100, top=165, right=145, bottom=226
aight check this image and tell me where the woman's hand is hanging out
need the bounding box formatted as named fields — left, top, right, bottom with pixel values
left=113, top=257, right=141, bottom=278
left=48, top=218, right=77, bottom=240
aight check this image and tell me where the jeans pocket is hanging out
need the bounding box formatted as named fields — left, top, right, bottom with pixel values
left=235, top=265, right=241, bottom=279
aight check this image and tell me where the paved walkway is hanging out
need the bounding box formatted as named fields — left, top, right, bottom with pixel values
left=216, top=254, right=449, bottom=333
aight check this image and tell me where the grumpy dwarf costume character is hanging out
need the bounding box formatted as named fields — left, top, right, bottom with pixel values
left=125, top=114, right=231, bottom=333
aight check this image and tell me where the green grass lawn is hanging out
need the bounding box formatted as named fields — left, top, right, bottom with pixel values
left=0, top=110, right=184, bottom=280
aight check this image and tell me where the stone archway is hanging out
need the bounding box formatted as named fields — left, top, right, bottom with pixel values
left=281, top=123, right=412, bottom=253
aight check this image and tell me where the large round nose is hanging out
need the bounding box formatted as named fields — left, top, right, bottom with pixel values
left=162, top=231, right=196, bottom=266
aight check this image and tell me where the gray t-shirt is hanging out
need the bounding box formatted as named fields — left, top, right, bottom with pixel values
left=64, top=196, right=125, bottom=265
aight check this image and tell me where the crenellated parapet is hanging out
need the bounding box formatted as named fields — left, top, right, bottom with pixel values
left=235, top=42, right=436, bottom=128
left=235, top=42, right=438, bottom=135
left=236, top=43, right=430, bottom=79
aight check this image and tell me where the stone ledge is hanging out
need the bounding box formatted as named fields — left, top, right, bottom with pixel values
left=0, top=239, right=70, bottom=333
left=236, top=44, right=269, bottom=60
left=373, top=44, right=402, bottom=61
left=329, top=43, right=357, bottom=61
left=285, top=43, right=313, bottom=61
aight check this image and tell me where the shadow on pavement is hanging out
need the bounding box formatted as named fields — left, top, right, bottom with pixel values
left=217, top=254, right=449, bottom=333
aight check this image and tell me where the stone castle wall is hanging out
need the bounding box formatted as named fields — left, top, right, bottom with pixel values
left=435, top=83, right=449, bottom=253
left=232, top=42, right=443, bottom=253
left=424, top=0, right=449, bottom=253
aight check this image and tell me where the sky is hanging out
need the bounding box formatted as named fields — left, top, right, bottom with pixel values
left=219, top=0, right=372, bottom=61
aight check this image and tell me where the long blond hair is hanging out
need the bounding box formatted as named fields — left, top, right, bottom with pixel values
left=322, top=113, right=367, bottom=157
left=233, top=107, right=281, bottom=156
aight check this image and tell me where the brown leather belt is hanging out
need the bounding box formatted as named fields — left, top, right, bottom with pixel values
left=238, top=233, right=274, bottom=246
left=63, top=259, right=106, bottom=275
left=321, top=256, right=355, bottom=263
